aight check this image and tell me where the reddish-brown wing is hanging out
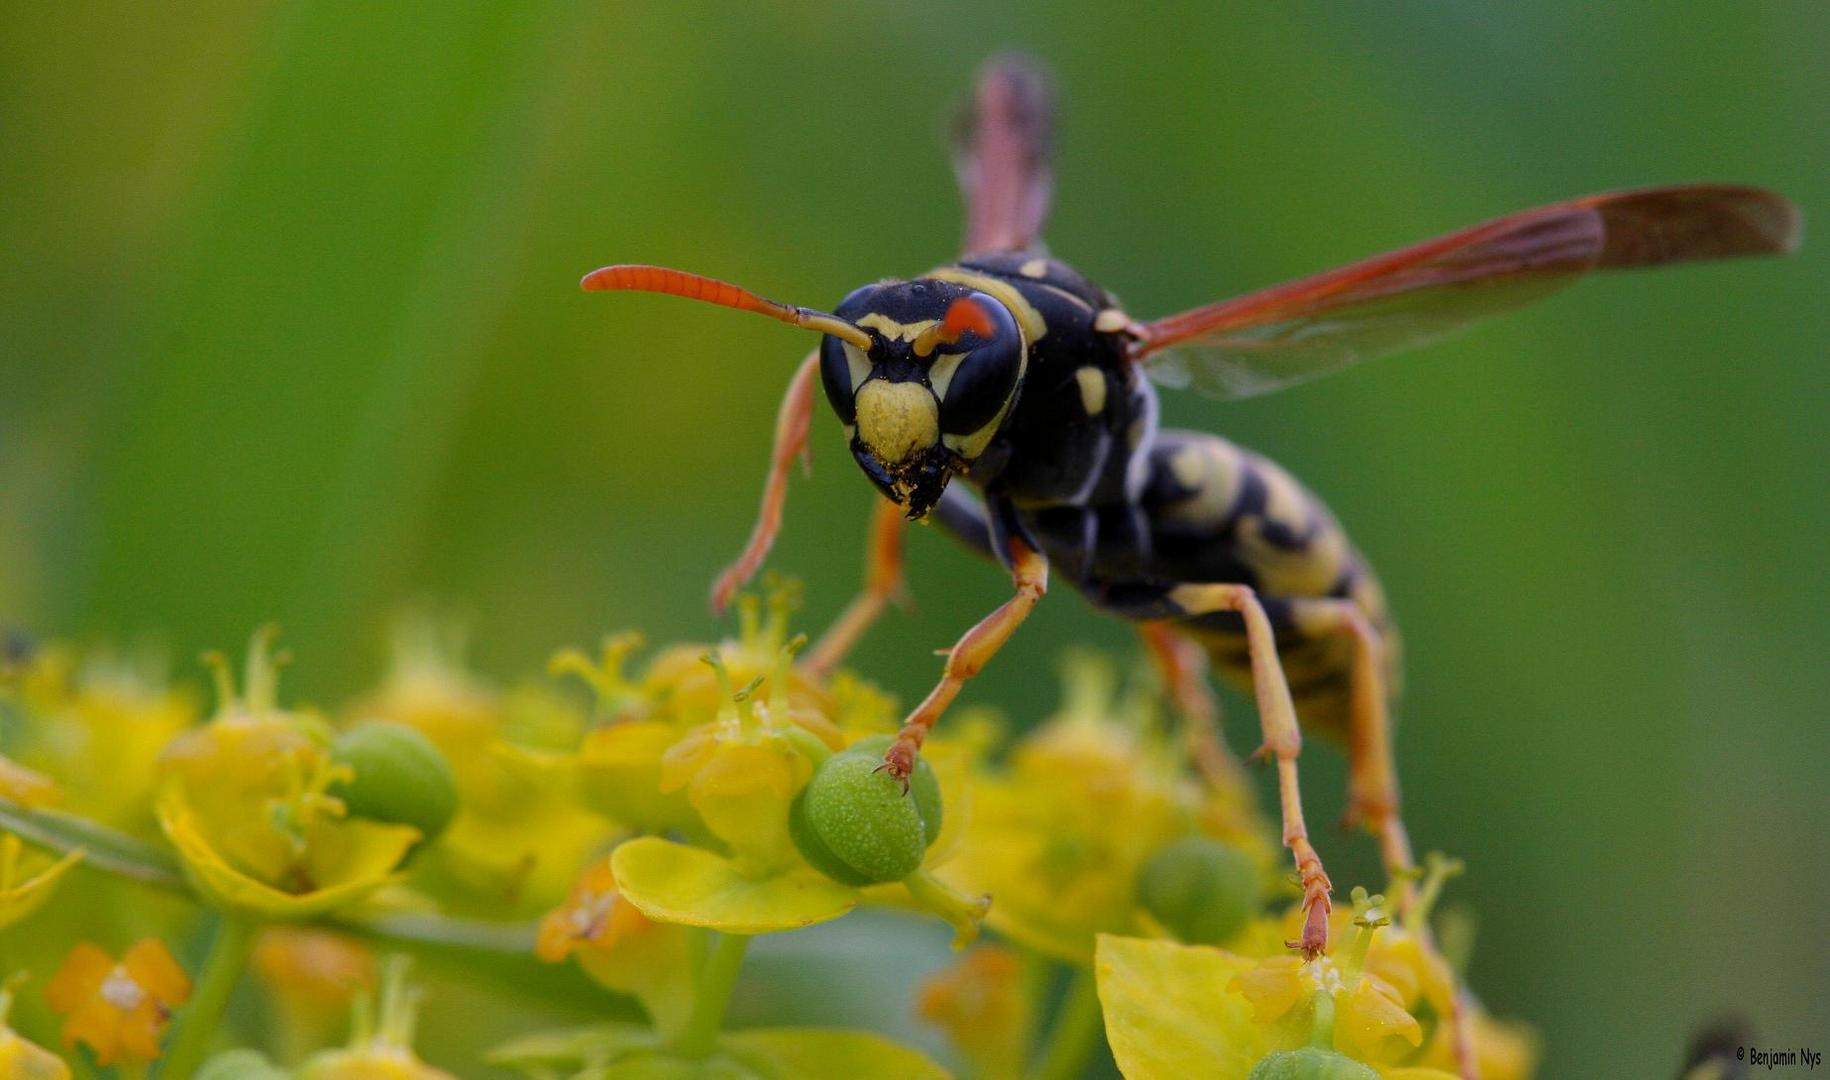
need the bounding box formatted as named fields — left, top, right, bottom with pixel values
left=954, top=55, right=1056, bottom=256
left=1134, top=185, right=1801, bottom=400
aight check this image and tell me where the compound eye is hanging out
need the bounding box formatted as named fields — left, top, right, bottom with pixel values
left=819, top=285, right=880, bottom=424
left=819, top=335, right=872, bottom=425
left=930, top=295, right=1020, bottom=437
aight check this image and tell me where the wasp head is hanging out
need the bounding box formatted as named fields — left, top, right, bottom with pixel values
left=818, top=281, right=1024, bottom=519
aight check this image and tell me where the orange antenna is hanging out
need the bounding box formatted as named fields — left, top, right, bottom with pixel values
left=912, top=295, right=998, bottom=357
left=581, top=264, right=874, bottom=351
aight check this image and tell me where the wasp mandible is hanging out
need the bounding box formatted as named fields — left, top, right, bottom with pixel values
left=582, top=56, right=1799, bottom=958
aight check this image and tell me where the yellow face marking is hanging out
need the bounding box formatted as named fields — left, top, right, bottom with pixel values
left=1094, top=308, right=1130, bottom=333
left=1019, top=257, right=1049, bottom=278
left=856, top=313, right=939, bottom=343
left=854, top=380, right=938, bottom=464
left=1075, top=366, right=1107, bottom=415
left=927, top=350, right=967, bottom=401
left=842, top=342, right=872, bottom=391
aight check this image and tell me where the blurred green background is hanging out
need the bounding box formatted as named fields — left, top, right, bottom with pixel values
left=3, top=2, right=1825, bottom=1074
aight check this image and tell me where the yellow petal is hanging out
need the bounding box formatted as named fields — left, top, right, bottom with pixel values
left=915, top=946, right=1030, bottom=1079
left=610, top=837, right=856, bottom=934
left=1336, top=975, right=1423, bottom=1063
left=45, top=944, right=111, bottom=1014
left=1368, top=932, right=1457, bottom=1016
left=0, top=757, right=59, bottom=810
left=721, top=1029, right=950, bottom=1080
left=577, top=722, right=697, bottom=831
left=0, top=840, right=83, bottom=931
left=1418, top=1009, right=1540, bottom=1080
left=1095, top=934, right=1273, bottom=1080
left=122, top=939, right=191, bottom=1007
left=573, top=921, right=696, bottom=1041
left=0, top=1027, right=72, bottom=1080
left=1228, top=955, right=1307, bottom=1025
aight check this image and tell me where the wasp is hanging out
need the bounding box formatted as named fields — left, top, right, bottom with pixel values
left=582, top=56, right=1799, bottom=960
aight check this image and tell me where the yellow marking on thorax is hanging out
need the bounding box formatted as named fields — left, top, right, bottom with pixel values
left=1094, top=308, right=1130, bottom=333
left=1019, top=257, right=1049, bottom=278
left=1236, top=455, right=1347, bottom=597
left=1075, top=366, right=1107, bottom=415
left=856, top=313, right=939, bottom=343
left=1164, top=441, right=1243, bottom=525
left=1031, top=280, right=1096, bottom=313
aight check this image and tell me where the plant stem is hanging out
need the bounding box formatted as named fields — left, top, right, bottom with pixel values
left=0, top=800, right=184, bottom=890
left=670, top=932, right=749, bottom=1060
left=1026, top=966, right=1102, bottom=1080
left=159, top=913, right=258, bottom=1080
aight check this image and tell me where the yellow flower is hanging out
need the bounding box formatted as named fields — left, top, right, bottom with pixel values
left=535, top=857, right=650, bottom=963
left=575, top=720, right=697, bottom=832
left=1095, top=934, right=1276, bottom=1078
left=636, top=582, right=833, bottom=727
left=0, top=835, right=82, bottom=931
left=1230, top=893, right=1425, bottom=1067
left=158, top=785, right=417, bottom=920
left=254, top=927, right=376, bottom=1016
left=154, top=629, right=420, bottom=918
left=1095, top=873, right=1537, bottom=1080
left=0, top=974, right=69, bottom=1080
left=1417, top=1009, right=1540, bottom=1080
left=298, top=958, right=454, bottom=1080
left=656, top=651, right=813, bottom=874
left=5, top=646, right=194, bottom=830
left=46, top=939, right=191, bottom=1067
left=938, top=654, right=1269, bottom=963
left=535, top=856, right=694, bottom=1038
left=156, top=629, right=327, bottom=872
left=915, top=945, right=1032, bottom=1079
left=353, top=621, right=611, bottom=912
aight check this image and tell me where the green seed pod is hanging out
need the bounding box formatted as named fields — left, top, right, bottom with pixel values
left=1246, top=1048, right=1381, bottom=1080
left=195, top=1049, right=290, bottom=1080
left=790, top=740, right=942, bottom=886
left=1136, top=835, right=1262, bottom=945
left=842, top=735, right=942, bottom=844
left=328, top=722, right=460, bottom=841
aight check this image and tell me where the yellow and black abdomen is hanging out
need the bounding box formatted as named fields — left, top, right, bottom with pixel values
left=1136, top=430, right=1399, bottom=737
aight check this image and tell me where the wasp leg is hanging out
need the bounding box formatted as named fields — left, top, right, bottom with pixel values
left=1137, top=622, right=1247, bottom=793
left=804, top=498, right=909, bottom=678
left=1286, top=599, right=1414, bottom=882
left=1166, top=583, right=1332, bottom=959
left=709, top=351, right=821, bottom=614
left=1286, top=599, right=1478, bottom=1080
left=882, top=538, right=1048, bottom=783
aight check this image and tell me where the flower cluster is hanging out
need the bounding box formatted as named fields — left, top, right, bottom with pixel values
left=0, top=588, right=1536, bottom=1079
